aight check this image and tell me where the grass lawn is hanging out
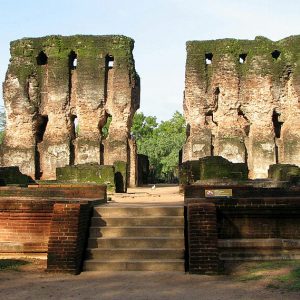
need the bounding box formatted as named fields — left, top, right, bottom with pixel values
left=231, top=260, right=300, bottom=292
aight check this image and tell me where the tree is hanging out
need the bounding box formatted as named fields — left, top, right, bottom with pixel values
left=131, top=112, right=158, bottom=141
left=133, top=111, right=186, bottom=182
left=0, top=107, right=6, bottom=144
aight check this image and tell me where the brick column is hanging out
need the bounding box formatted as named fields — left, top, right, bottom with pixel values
left=47, top=202, right=91, bottom=274
left=187, top=201, right=219, bottom=274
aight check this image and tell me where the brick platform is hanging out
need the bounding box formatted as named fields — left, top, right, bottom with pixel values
left=0, top=184, right=106, bottom=274
left=185, top=184, right=300, bottom=274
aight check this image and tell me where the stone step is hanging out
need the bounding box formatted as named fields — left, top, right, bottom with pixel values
left=86, top=248, right=185, bottom=260
left=83, top=259, right=185, bottom=271
left=88, top=237, right=185, bottom=249
left=218, top=239, right=300, bottom=249
left=93, top=206, right=184, bottom=217
left=220, top=250, right=300, bottom=261
left=89, top=226, right=184, bottom=238
left=91, top=216, right=184, bottom=227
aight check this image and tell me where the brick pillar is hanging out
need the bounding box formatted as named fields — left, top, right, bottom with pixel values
left=187, top=201, right=219, bottom=274
left=47, top=202, right=91, bottom=274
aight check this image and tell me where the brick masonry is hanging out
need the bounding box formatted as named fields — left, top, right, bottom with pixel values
left=185, top=184, right=300, bottom=274
left=187, top=201, right=218, bottom=274
left=0, top=200, right=53, bottom=252
left=47, top=202, right=92, bottom=274
left=0, top=184, right=106, bottom=274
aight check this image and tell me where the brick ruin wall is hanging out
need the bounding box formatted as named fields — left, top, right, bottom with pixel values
left=1, top=35, right=140, bottom=184
left=183, top=36, right=300, bottom=178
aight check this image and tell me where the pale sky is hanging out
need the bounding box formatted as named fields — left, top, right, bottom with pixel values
left=1, top=0, right=300, bottom=120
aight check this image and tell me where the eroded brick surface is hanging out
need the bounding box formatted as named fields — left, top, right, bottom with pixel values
left=2, top=35, right=140, bottom=185
left=183, top=36, right=300, bottom=178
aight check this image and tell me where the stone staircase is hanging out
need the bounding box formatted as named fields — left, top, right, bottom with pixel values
left=83, top=205, right=185, bottom=271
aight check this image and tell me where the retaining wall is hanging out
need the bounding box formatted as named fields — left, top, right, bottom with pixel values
left=0, top=184, right=106, bottom=274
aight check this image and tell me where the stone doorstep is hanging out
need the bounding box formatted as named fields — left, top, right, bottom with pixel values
left=89, top=226, right=184, bottom=238
left=91, top=216, right=185, bottom=227
left=83, top=259, right=185, bottom=272
left=85, top=248, right=185, bottom=260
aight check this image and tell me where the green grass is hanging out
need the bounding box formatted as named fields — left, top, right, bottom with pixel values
left=234, top=260, right=300, bottom=292
left=0, top=259, right=29, bottom=271
left=273, top=266, right=300, bottom=291
left=238, top=273, right=265, bottom=282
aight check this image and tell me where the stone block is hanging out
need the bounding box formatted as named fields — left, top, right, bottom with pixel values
left=113, top=161, right=127, bottom=193
left=56, top=164, right=115, bottom=191
left=268, top=164, right=300, bottom=182
left=179, top=160, right=200, bottom=185
left=0, top=166, right=34, bottom=185
left=199, top=156, right=248, bottom=180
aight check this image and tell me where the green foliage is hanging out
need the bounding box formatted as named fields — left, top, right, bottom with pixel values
left=132, top=111, right=186, bottom=182
left=0, top=107, right=6, bottom=144
left=102, top=116, right=112, bottom=139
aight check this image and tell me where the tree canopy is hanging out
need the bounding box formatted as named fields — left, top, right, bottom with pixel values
left=132, top=111, right=186, bottom=182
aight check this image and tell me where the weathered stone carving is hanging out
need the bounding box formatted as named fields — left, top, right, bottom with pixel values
left=183, top=36, right=300, bottom=178
left=2, top=35, right=140, bottom=184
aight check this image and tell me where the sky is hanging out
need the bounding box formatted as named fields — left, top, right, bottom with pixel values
left=1, top=0, right=300, bottom=121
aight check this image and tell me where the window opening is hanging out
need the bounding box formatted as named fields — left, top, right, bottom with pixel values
left=106, top=55, right=114, bottom=69
left=69, top=51, right=77, bottom=70
left=205, top=53, right=213, bottom=65
left=271, top=50, right=281, bottom=60
left=239, top=53, right=247, bottom=64
left=36, top=51, right=48, bottom=65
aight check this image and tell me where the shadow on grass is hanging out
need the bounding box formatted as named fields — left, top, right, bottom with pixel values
left=0, top=259, right=29, bottom=271
left=229, top=260, right=300, bottom=292
left=271, top=266, right=300, bottom=291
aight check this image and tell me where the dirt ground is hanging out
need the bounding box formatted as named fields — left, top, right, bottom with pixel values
left=1, top=185, right=299, bottom=299
left=108, top=184, right=184, bottom=205
left=0, top=259, right=299, bottom=300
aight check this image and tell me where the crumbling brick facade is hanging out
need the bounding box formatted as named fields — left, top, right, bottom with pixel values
left=2, top=35, right=140, bottom=184
left=183, top=36, right=300, bottom=178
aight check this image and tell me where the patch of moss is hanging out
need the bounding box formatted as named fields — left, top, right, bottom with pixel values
left=0, top=166, right=34, bottom=185
left=186, top=35, right=300, bottom=86
left=268, top=164, right=300, bottom=181
left=7, top=35, right=139, bottom=92
left=56, top=163, right=115, bottom=191
left=199, top=156, right=248, bottom=180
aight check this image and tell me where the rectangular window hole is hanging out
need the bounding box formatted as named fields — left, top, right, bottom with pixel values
left=239, top=53, right=247, bottom=64
left=205, top=53, right=213, bottom=65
